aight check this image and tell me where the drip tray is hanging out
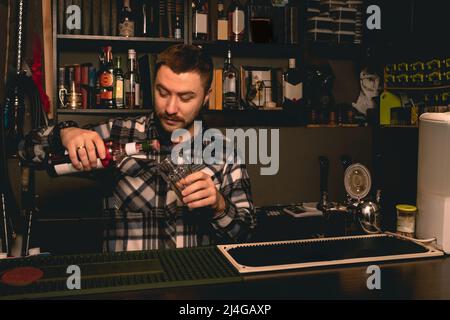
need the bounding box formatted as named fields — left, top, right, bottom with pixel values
left=217, top=233, right=444, bottom=274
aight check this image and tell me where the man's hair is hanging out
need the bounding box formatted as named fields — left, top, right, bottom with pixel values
left=155, top=44, right=214, bottom=93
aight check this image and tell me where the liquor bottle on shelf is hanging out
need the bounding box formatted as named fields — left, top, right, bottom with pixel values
left=142, top=2, right=149, bottom=37
left=285, top=1, right=299, bottom=44
left=328, top=103, right=337, bottom=126
left=192, top=0, right=208, bottom=41
left=98, top=46, right=115, bottom=109
left=95, top=77, right=101, bottom=108
left=228, top=0, right=246, bottom=42
left=223, top=49, right=241, bottom=110
left=248, top=0, right=273, bottom=43
left=125, top=49, right=141, bottom=109
left=113, top=57, right=125, bottom=109
left=175, top=16, right=182, bottom=39
left=217, top=0, right=228, bottom=41
left=58, top=67, right=67, bottom=109
left=46, top=140, right=154, bottom=177
left=282, top=58, right=304, bottom=110
left=119, top=0, right=135, bottom=37
left=88, top=66, right=97, bottom=109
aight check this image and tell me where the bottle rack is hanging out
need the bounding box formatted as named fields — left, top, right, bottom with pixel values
left=52, top=0, right=367, bottom=127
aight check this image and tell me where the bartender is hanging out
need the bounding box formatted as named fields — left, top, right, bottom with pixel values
left=18, top=44, right=256, bottom=252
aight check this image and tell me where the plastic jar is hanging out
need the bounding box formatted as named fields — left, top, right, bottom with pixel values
left=396, top=204, right=417, bottom=238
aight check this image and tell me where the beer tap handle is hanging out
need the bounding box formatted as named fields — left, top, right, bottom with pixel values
left=318, top=156, right=330, bottom=211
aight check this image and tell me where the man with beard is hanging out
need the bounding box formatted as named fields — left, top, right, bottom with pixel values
left=19, top=44, right=256, bottom=251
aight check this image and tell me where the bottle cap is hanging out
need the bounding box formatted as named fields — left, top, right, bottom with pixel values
left=396, top=205, right=417, bottom=213
left=289, top=58, right=296, bottom=69
left=128, top=49, right=137, bottom=59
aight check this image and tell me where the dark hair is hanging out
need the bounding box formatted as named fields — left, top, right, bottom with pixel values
left=155, top=44, right=214, bottom=93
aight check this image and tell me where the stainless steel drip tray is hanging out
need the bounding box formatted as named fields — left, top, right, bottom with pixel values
left=217, top=233, right=444, bottom=274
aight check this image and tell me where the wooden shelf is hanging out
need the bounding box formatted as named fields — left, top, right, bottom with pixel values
left=57, top=109, right=152, bottom=115
left=201, top=109, right=305, bottom=127
left=307, top=42, right=365, bottom=60
left=57, top=34, right=183, bottom=42
left=192, top=40, right=302, bottom=58
left=379, top=125, right=419, bottom=129
left=385, top=85, right=450, bottom=92
left=57, top=34, right=184, bottom=52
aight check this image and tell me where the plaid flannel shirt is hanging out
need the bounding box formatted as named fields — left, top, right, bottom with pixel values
left=18, top=113, right=256, bottom=252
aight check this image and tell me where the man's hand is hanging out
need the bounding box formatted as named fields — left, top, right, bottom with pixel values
left=180, top=171, right=226, bottom=215
left=60, top=127, right=106, bottom=171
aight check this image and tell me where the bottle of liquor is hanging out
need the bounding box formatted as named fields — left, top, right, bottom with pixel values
left=47, top=140, right=153, bottom=177
left=113, top=56, right=125, bottom=109
left=119, top=0, right=135, bottom=37
left=142, top=2, right=149, bottom=37
left=228, top=0, right=246, bottom=42
left=125, top=49, right=141, bottom=109
left=58, top=67, right=67, bottom=108
left=192, top=0, right=208, bottom=41
left=217, top=0, right=228, bottom=41
left=98, top=46, right=115, bottom=109
left=223, top=49, right=241, bottom=110
left=175, top=16, right=182, bottom=39
left=248, top=0, right=272, bottom=43
left=282, top=58, right=303, bottom=110
left=95, top=77, right=101, bottom=108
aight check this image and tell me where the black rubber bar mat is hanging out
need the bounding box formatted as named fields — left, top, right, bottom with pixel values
left=218, top=233, right=444, bottom=274
left=0, top=247, right=240, bottom=299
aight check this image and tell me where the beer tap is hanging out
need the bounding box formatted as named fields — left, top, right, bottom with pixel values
left=340, top=154, right=354, bottom=207
left=317, top=156, right=332, bottom=213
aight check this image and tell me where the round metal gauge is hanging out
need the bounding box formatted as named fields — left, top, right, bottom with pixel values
left=344, top=163, right=372, bottom=200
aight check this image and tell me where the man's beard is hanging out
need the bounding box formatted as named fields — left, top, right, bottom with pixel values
left=156, top=98, right=205, bottom=134
left=157, top=110, right=200, bottom=135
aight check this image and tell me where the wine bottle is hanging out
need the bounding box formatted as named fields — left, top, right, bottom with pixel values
left=142, top=2, right=149, bottom=37
left=119, top=0, right=135, bottom=37
left=248, top=0, right=272, bottom=43
left=192, top=0, right=208, bottom=41
left=47, top=141, right=153, bottom=177
left=217, top=0, right=228, bottom=41
left=98, top=46, right=115, bottom=109
left=175, top=16, right=182, bottom=39
left=223, top=49, right=241, bottom=110
left=125, top=49, right=141, bottom=109
left=58, top=67, right=67, bottom=109
left=113, top=57, right=125, bottom=109
left=282, top=58, right=304, bottom=110
left=228, top=0, right=246, bottom=42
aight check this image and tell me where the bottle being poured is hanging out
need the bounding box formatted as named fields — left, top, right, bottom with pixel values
left=47, top=140, right=155, bottom=177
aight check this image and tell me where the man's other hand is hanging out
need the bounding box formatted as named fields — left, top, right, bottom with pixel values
left=180, top=171, right=226, bottom=216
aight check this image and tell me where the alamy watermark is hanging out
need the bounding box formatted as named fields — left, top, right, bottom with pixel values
left=366, top=265, right=381, bottom=290
left=170, top=121, right=279, bottom=176
left=66, top=265, right=81, bottom=290
left=66, top=4, right=382, bottom=33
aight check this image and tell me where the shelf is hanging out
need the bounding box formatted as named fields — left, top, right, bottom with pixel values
left=379, top=125, right=419, bottom=129
left=57, top=109, right=152, bottom=115
left=57, top=34, right=183, bottom=42
left=385, top=85, right=450, bottom=92
left=57, top=34, right=184, bottom=52
left=306, top=42, right=365, bottom=60
left=192, top=40, right=302, bottom=58
left=201, top=109, right=305, bottom=127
